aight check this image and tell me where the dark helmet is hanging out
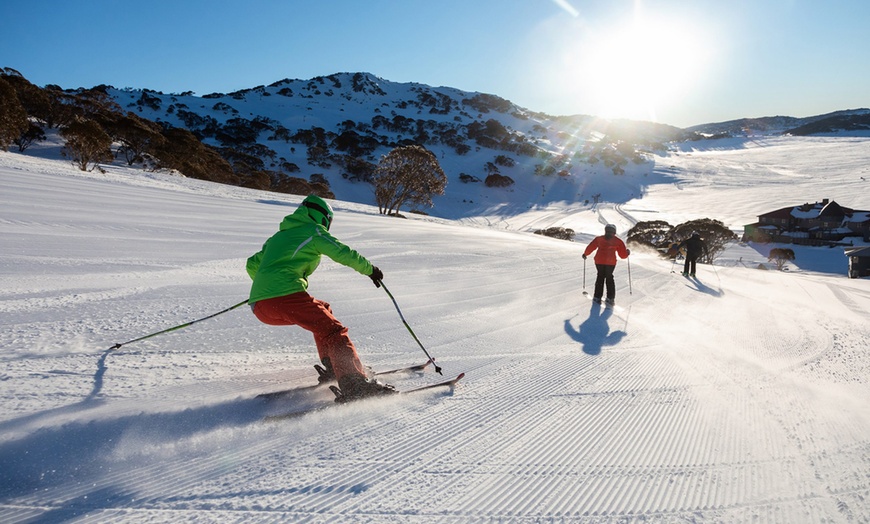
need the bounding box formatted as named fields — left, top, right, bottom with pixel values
left=301, top=194, right=334, bottom=230
left=691, top=231, right=700, bottom=238
left=604, top=224, right=617, bottom=234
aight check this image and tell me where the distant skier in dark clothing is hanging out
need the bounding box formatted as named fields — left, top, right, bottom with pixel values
left=678, top=232, right=707, bottom=277
left=583, top=224, right=630, bottom=305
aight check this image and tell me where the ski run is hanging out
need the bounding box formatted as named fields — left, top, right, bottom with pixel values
left=2, top=135, right=870, bottom=522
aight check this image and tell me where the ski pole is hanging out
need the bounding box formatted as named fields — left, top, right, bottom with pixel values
left=108, top=299, right=249, bottom=351
left=378, top=281, right=443, bottom=375
left=627, top=257, right=633, bottom=295
left=583, top=256, right=587, bottom=290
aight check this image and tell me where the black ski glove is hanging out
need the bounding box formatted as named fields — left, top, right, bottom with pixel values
left=369, top=266, right=383, bottom=288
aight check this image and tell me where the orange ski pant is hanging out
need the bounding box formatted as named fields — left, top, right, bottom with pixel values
left=252, top=292, right=367, bottom=381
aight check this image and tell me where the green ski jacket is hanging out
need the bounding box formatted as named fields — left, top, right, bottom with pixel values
left=246, top=207, right=373, bottom=304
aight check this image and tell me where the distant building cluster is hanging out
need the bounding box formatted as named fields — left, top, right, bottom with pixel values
left=743, top=198, right=870, bottom=278
left=743, top=198, right=870, bottom=246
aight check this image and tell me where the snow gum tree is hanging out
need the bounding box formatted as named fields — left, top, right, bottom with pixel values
left=103, top=112, right=166, bottom=165
left=0, top=76, right=28, bottom=151
left=60, top=118, right=113, bottom=171
left=15, top=123, right=46, bottom=152
left=768, top=248, right=796, bottom=270
left=672, top=218, right=738, bottom=263
left=373, top=145, right=447, bottom=215
left=1, top=71, right=52, bottom=127
left=626, top=220, right=674, bottom=249
left=627, top=218, right=738, bottom=262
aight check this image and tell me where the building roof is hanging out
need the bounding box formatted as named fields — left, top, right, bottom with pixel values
left=845, top=246, right=870, bottom=257
left=758, top=206, right=794, bottom=220
left=819, top=200, right=850, bottom=218
left=758, top=199, right=870, bottom=223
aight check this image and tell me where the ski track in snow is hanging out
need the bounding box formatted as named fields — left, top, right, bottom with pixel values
left=2, top=139, right=870, bottom=522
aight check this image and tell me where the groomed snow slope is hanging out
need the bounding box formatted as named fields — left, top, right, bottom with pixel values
left=1, top=142, right=869, bottom=522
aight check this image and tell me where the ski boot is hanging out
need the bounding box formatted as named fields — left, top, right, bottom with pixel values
left=334, top=374, right=397, bottom=403
left=605, top=297, right=615, bottom=307
left=314, top=358, right=335, bottom=384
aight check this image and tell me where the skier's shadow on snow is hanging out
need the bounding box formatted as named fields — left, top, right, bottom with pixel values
left=564, top=304, right=626, bottom=355
left=0, top=348, right=114, bottom=438
left=684, top=276, right=723, bottom=297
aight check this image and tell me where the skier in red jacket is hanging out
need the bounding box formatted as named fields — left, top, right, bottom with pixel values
left=582, top=224, right=630, bottom=305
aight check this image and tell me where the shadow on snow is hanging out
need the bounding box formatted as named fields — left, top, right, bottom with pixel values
left=0, top=388, right=328, bottom=502
left=683, top=275, right=724, bottom=297
left=564, top=303, right=627, bottom=355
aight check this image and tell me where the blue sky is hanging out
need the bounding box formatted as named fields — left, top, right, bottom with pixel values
left=2, top=0, right=868, bottom=128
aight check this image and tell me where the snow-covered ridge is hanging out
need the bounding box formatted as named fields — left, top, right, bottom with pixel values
left=101, top=72, right=870, bottom=220
left=95, top=72, right=686, bottom=216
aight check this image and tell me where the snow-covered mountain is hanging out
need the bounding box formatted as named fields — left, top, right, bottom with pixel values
left=104, top=72, right=685, bottom=216
left=685, top=108, right=870, bottom=137
left=103, top=72, right=870, bottom=220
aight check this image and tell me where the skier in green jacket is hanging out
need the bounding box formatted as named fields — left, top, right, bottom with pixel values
left=246, top=195, right=396, bottom=400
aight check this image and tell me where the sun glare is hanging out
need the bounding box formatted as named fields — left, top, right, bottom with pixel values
left=562, top=9, right=712, bottom=122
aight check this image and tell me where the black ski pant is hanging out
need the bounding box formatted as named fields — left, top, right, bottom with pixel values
left=594, top=264, right=616, bottom=300
left=683, top=254, right=699, bottom=275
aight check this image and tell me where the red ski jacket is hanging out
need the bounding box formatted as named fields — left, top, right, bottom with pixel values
left=583, top=235, right=629, bottom=266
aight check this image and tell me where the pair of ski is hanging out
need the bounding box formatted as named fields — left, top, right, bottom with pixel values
left=259, top=359, right=464, bottom=421
left=582, top=290, right=625, bottom=313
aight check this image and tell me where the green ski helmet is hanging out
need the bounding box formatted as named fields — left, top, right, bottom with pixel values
left=301, top=194, right=334, bottom=230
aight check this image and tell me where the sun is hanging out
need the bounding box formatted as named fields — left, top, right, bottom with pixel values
left=560, top=10, right=712, bottom=122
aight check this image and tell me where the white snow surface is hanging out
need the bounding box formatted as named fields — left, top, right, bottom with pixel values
left=2, top=136, right=870, bottom=523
